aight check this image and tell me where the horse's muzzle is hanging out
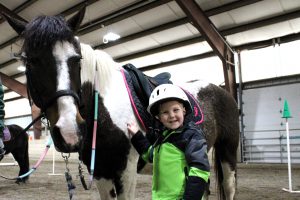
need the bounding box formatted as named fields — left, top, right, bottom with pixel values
left=51, top=126, right=79, bottom=153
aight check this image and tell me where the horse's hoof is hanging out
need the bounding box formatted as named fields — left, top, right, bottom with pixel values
left=15, top=178, right=27, bottom=184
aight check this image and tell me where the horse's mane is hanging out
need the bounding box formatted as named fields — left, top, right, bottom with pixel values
left=80, top=43, right=120, bottom=94
left=23, top=15, right=75, bottom=56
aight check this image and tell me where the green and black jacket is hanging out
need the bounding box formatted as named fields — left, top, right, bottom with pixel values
left=131, top=122, right=210, bottom=200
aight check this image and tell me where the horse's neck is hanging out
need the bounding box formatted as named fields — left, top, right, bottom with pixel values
left=80, top=43, right=122, bottom=96
left=80, top=43, right=135, bottom=135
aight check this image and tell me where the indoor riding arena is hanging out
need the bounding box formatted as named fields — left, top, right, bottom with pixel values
left=0, top=149, right=299, bottom=199
left=0, top=0, right=300, bottom=200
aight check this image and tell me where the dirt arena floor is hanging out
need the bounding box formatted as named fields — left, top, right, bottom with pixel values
left=0, top=156, right=300, bottom=200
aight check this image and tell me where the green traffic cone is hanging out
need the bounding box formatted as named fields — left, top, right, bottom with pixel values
left=282, top=100, right=292, bottom=118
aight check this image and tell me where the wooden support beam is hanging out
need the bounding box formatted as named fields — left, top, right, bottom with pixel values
left=0, top=3, right=28, bottom=23
left=0, top=72, right=27, bottom=98
left=0, top=0, right=37, bottom=24
left=176, top=0, right=237, bottom=100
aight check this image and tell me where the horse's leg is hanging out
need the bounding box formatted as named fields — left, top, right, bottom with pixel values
left=214, top=137, right=238, bottom=200
left=221, top=105, right=239, bottom=200
left=117, top=148, right=139, bottom=200
left=215, top=120, right=239, bottom=200
left=221, top=161, right=236, bottom=200
left=94, top=149, right=138, bottom=200
left=95, top=179, right=117, bottom=200
left=11, top=136, right=29, bottom=183
left=11, top=148, right=29, bottom=182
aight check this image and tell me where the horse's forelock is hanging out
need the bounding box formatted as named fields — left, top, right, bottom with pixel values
left=22, top=15, right=75, bottom=56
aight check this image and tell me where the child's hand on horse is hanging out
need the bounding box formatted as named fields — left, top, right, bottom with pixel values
left=127, top=121, right=139, bottom=137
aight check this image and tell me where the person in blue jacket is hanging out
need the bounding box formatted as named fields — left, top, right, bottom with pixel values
left=0, top=78, right=5, bottom=156
left=127, top=84, right=210, bottom=200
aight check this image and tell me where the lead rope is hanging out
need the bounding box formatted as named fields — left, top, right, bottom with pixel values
left=78, top=67, right=99, bottom=190
left=62, top=153, right=76, bottom=200
left=79, top=90, right=98, bottom=190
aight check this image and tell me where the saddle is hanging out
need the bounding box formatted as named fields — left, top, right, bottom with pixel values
left=123, top=64, right=172, bottom=107
left=122, top=63, right=203, bottom=129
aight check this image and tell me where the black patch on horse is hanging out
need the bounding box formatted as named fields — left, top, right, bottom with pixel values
left=79, top=82, right=131, bottom=195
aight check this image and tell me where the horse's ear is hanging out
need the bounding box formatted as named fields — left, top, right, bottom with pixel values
left=1, top=12, right=27, bottom=35
left=67, top=7, right=86, bottom=32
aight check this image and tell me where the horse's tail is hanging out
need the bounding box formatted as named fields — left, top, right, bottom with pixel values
left=214, top=146, right=226, bottom=199
left=212, top=85, right=239, bottom=200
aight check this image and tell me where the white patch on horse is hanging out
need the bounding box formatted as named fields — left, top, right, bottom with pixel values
left=221, top=162, right=236, bottom=200
left=95, top=179, right=117, bottom=200
left=52, top=41, right=80, bottom=146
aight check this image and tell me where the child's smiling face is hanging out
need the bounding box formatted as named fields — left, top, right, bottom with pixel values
left=157, top=100, right=186, bottom=130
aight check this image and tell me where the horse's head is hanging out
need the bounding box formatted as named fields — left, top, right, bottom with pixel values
left=2, top=8, right=86, bottom=153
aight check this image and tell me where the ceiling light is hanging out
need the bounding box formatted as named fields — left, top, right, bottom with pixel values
left=17, top=65, right=26, bottom=72
left=103, top=32, right=120, bottom=44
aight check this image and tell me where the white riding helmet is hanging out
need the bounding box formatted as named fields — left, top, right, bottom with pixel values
left=147, top=84, right=192, bottom=116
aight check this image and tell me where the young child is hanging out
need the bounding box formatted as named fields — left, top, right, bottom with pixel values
left=127, top=84, right=210, bottom=200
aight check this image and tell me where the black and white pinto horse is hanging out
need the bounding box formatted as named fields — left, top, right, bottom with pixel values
left=0, top=124, right=29, bottom=183
left=3, top=8, right=239, bottom=200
